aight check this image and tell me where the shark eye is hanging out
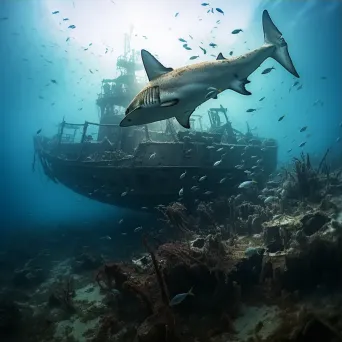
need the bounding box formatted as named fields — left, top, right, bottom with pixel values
left=127, top=118, right=132, bottom=122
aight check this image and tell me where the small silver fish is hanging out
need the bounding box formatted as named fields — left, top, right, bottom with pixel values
left=100, top=235, right=111, bottom=240
left=199, top=175, right=207, bottom=182
left=264, top=196, right=278, bottom=204
left=179, top=188, right=184, bottom=196
left=238, top=181, right=257, bottom=189
left=180, top=171, right=187, bottom=179
left=169, top=287, right=194, bottom=306
left=213, top=160, right=222, bottom=166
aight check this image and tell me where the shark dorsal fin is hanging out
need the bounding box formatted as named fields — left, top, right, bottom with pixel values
left=216, top=52, right=226, bottom=60
left=141, top=49, right=173, bottom=81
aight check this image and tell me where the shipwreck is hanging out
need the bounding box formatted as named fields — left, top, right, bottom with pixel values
left=33, top=31, right=278, bottom=211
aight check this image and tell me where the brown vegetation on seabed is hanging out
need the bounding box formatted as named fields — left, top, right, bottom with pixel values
left=1, top=154, right=342, bottom=342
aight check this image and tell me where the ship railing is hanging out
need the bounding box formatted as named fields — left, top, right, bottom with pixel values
left=56, top=120, right=150, bottom=161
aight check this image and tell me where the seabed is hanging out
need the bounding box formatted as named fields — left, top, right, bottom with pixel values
left=1, top=154, right=342, bottom=342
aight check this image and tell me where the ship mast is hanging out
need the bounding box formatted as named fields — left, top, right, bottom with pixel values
left=96, top=27, right=144, bottom=124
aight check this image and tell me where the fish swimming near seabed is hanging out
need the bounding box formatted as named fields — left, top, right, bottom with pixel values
left=120, top=10, right=299, bottom=129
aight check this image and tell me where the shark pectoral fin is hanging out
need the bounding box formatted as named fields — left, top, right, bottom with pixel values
left=175, top=110, right=194, bottom=129
left=125, top=105, right=141, bottom=116
left=160, top=99, right=179, bottom=107
left=141, top=49, right=174, bottom=81
left=216, top=52, right=226, bottom=60
left=230, top=78, right=252, bottom=95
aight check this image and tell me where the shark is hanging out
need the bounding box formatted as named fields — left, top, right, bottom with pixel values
left=120, top=10, right=299, bottom=129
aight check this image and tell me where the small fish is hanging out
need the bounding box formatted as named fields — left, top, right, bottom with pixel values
left=119, top=219, right=124, bottom=224
left=52, top=11, right=59, bottom=14
left=179, top=188, right=184, bottom=196
left=246, top=108, right=257, bottom=113
left=190, top=55, right=199, bottom=60
left=238, top=180, right=257, bottom=189
left=149, top=152, right=156, bottom=159
left=183, top=44, right=192, bottom=50
left=216, top=20, right=220, bottom=24
left=216, top=8, right=224, bottom=14
left=261, top=67, right=275, bottom=74
left=175, top=12, right=179, bottom=17
left=51, top=79, right=57, bottom=84
left=229, top=51, right=233, bottom=56
left=66, top=37, right=70, bottom=42
left=231, top=29, right=243, bottom=34
left=264, top=196, right=278, bottom=204
left=337, top=137, right=341, bottom=143
left=213, top=160, right=222, bottom=166
left=209, top=42, right=217, bottom=48
left=287, top=149, right=292, bottom=153
left=134, top=226, right=143, bottom=233
left=204, top=191, right=213, bottom=195
left=278, top=115, right=285, bottom=122
left=142, top=35, right=148, bottom=39
left=299, top=126, right=307, bottom=132
left=169, top=287, right=194, bottom=306
left=100, top=235, right=111, bottom=240
left=201, top=2, right=210, bottom=6
left=36, top=128, right=42, bottom=135
left=179, top=38, right=187, bottom=42
left=89, top=69, right=93, bottom=74
left=63, top=18, right=69, bottom=21
left=189, top=35, right=193, bottom=39
left=68, top=24, right=76, bottom=29
left=299, top=141, right=306, bottom=147
left=199, top=175, right=207, bottom=182
left=259, top=97, right=265, bottom=101
left=121, top=191, right=128, bottom=197
left=297, top=85, right=303, bottom=90
left=219, top=177, right=226, bottom=184
left=199, top=46, right=207, bottom=54
left=180, top=171, right=186, bottom=179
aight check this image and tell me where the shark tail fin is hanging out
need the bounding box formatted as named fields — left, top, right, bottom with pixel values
left=262, top=10, right=299, bottom=78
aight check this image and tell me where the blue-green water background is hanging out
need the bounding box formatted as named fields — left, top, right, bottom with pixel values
left=1, top=0, right=341, bottom=230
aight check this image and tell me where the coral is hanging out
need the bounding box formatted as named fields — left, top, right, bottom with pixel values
left=284, top=152, right=334, bottom=201
left=95, top=263, right=129, bottom=291
left=158, top=202, right=191, bottom=233
left=49, top=276, right=76, bottom=313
